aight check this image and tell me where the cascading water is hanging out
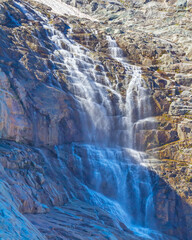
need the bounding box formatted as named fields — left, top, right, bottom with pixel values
left=107, top=36, right=153, bottom=149
left=13, top=1, right=172, bottom=239
left=47, top=28, right=157, bottom=237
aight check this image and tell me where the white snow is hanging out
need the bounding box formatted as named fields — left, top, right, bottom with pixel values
left=33, top=0, right=98, bottom=21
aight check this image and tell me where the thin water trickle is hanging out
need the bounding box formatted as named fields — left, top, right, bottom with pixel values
left=107, top=35, right=152, bottom=149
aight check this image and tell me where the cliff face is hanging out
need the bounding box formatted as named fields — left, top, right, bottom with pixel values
left=0, top=0, right=192, bottom=239
left=0, top=0, right=82, bottom=146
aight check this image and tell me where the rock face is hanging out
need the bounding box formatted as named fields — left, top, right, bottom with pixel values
left=0, top=1, right=82, bottom=146
left=0, top=0, right=192, bottom=239
left=0, top=179, right=45, bottom=240
left=26, top=200, right=146, bottom=240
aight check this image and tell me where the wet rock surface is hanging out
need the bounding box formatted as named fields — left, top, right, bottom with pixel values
left=0, top=139, right=182, bottom=239
left=26, top=200, right=145, bottom=240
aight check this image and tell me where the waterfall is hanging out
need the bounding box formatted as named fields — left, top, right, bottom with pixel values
left=14, top=1, right=167, bottom=239
left=45, top=25, right=157, bottom=237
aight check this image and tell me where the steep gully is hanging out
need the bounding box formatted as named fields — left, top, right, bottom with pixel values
left=0, top=1, right=188, bottom=239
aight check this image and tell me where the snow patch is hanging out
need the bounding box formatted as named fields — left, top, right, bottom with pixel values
left=33, top=0, right=98, bottom=21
